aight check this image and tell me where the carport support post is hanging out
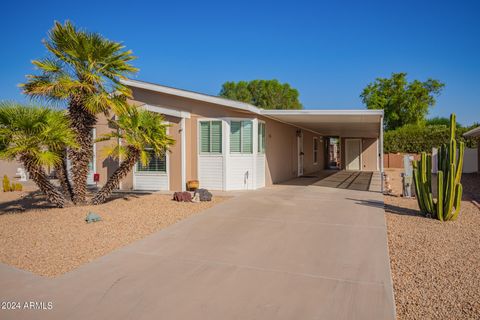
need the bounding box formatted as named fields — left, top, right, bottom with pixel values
left=380, top=115, right=384, bottom=193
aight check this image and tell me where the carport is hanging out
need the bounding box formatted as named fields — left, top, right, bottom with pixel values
left=260, top=109, right=384, bottom=189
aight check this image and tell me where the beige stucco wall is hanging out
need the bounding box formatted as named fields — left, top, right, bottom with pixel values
left=259, top=116, right=298, bottom=185
left=361, top=138, right=378, bottom=171
left=302, top=131, right=324, bottom=175
left=94, top=113, right=120, bottom=188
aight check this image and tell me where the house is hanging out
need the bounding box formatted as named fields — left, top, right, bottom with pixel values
left=464, top=125, right=480, bottom=173
left=92, top=79, right=384, bottom=191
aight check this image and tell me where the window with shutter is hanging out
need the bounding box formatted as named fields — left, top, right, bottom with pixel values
left=199, top=121, right=222, bottom=154
left=230, top=120, right=253, bottom=154
left=242, top=121, right=252, bottom=153
left=258, top=122, right=266, bottom=153
left=200, top=121, right=210, bottom=153
left=137, top=149, right=167, bottom=172
left=211, top=121, right=222, bottom=153
left=230, top=121, right=241, bottom=153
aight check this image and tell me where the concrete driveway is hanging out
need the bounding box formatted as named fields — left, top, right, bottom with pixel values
left=1, top=183, right=395, bottom=320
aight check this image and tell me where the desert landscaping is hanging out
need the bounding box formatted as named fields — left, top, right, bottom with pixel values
left=0, top=187, right=226, bottom=277
left=384, top=168, right=480, bottom=319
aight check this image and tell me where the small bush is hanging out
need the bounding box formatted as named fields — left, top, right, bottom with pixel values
left=2, top=176, right=23, bottom=192
left=3, top=175, right=10, bottom=192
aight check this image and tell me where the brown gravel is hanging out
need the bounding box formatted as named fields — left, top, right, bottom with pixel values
left=0, top=190, right=226, bottom=277
left=384, top=169, right=480, bottom=319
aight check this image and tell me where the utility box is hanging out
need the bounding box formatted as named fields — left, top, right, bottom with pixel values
left=402, top=155, right=414, bottom=198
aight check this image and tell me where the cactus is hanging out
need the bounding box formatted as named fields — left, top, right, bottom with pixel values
left=412, top=114, right=464, bottom=221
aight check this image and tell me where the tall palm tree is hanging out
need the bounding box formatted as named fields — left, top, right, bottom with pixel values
left=91, top=107, right=174, bottom=204
left=22, top=21, right=137, bottom=204
left=0, top=102, right=77, bottom=207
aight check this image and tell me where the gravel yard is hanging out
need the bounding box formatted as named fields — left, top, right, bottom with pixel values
left=384, top=169, right=480, bottom=319
left=0, top=190, right=226, bottom=277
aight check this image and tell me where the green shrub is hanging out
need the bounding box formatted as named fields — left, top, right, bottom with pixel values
left=2, top=176, right=23, bottom=192
left=3, top=175, right=10, bottom=192
left=384, top=124, right=477, bottom=153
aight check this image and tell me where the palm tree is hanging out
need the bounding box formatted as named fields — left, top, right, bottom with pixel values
left=0, top=102, right=77, bottom=207
left=22, top=21, right=137, bottom=204
left=91, top=107, right=174, bottom=204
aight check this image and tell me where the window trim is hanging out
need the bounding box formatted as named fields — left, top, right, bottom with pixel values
left=229, top=119, right=253, bottom=154
left=313, top=137, right=319, bottom=165
left=199, top=120, right=223, bottom=155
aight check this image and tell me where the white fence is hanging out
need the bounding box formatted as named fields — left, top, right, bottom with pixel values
left=432, top=147, right=478, bottom=173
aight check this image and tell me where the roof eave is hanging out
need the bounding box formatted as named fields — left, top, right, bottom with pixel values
left=463, top=126, right=480, bottom=137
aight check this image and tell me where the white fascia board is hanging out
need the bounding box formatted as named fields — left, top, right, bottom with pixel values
left=463, top=126, right=480, bottom=137
left=142, top=104, right=191, bottom=119
left=122, top=79, right=260, bottom=115
left=259, top=109, right=384, bottom=116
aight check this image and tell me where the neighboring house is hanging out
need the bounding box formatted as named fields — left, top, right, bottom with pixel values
left=464, top=126, right=480, bottom=173
left=92, top=79, right=384, bottom=191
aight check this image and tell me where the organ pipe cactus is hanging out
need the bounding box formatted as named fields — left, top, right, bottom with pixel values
left=412, top=114, right=464, bottom=221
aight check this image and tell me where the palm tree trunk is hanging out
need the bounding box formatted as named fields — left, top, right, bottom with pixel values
left=91, top=147, right=140, bottom=205
left=68, top=97, right=97, bottom=204
left=20, top=155, right=66, bottom=208
left=55, top=149, right=74, bottom=201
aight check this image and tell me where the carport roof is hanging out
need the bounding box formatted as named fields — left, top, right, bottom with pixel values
left=260, top=110, right=383, bottom=138
left=123, top=79, right=383, bottom=138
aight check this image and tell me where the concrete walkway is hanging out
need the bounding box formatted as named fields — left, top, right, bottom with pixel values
left=1, top=183, right=395, bottom=320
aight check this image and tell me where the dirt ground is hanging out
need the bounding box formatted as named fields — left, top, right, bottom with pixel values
left=0, top=189, right=226, bottom=277
left=384, top=168, right=480, bottom=319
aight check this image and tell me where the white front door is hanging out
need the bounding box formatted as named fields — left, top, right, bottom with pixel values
left=297, top=131, right=304, bottom=176
left=345, top=139, right=361, bottom=170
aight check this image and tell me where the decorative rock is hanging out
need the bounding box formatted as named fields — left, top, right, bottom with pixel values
left=194, top=189, right=212, bottom=202
left=85, top=212, right=102, bottom=223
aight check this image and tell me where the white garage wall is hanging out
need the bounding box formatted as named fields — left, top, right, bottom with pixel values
left=227, top=155, right=254, bottom=190
left=432, top=147, right=477, bottom=173
left=256, top=154, right=266, bottom=188
left=198, top=155, right=224, bottom=190
left=463, top=148, right=478, bottom=173
left=134, top=173, right=169, bottom=191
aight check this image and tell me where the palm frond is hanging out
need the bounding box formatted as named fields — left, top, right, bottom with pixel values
left=0, top=102, right=77, bottom=164
left=22, top=20, right=138, bottom=116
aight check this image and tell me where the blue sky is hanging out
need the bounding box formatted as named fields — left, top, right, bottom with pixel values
left=1, top=0, right=479, bottom=125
